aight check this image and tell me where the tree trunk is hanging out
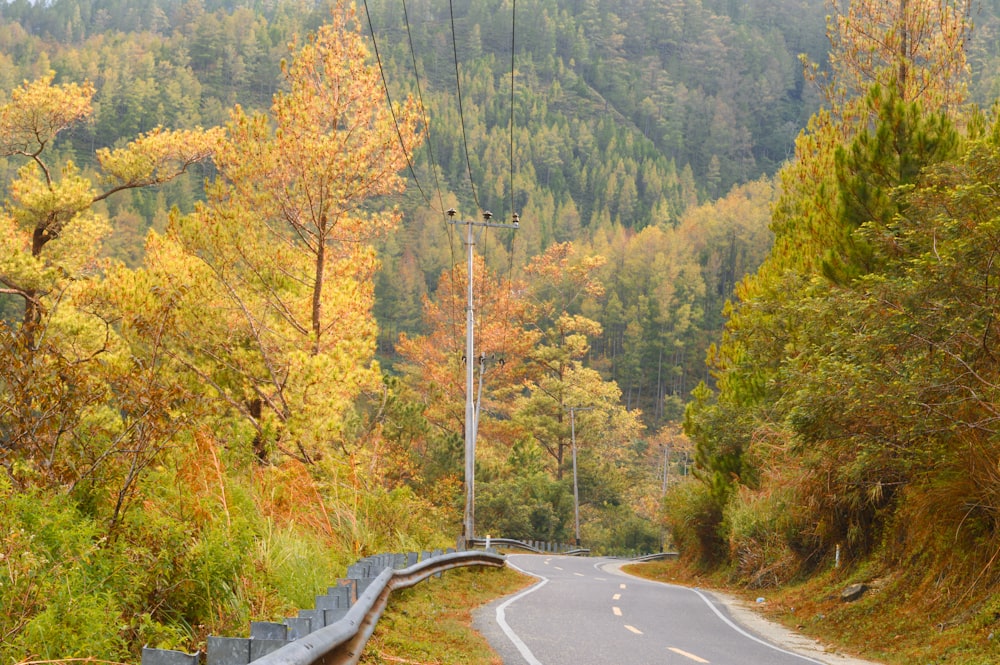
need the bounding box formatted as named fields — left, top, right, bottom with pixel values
left=312, top=223, right=326, bottom=356
left=249, top=397, right=267, bottom=463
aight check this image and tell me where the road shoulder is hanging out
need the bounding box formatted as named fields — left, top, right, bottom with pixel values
left=606, top=560, right=884, bottom=665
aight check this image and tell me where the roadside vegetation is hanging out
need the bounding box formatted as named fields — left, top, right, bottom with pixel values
left=361, top=566, right=532, bottom=665
left=659, top=2, right=1000, bottom=656
left=629, top=556, right=1000, bottom=664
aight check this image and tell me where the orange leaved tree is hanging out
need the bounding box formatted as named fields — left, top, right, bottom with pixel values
left=147, top=3, right=422, bottom=462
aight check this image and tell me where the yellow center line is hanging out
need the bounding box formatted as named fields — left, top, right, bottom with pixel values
left=612, top=607, right=622, bottom=616
left=624, top=625, right=643, bottom=635
left=668, top=647, right=710, bottom=663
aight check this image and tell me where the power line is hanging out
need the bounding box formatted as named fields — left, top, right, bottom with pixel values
left=364, top=0, right=458, bottom=342
left=362, top=0, right=432, bottom=208
left=362, top=0, right=523, bottom=370
left=448, top=0, right=482, bottom=213
left=401, top=0, right=446, bottom=214
left=509, top=0, right=517, bottom=218
left=395, top=0, right=460, bottom=345
left=499, top=0, right=519, bottom=363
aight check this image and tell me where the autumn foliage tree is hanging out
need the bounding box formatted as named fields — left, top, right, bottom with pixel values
left=514, top=242, right=643, bottom=479
left=392, top=251, right=537, bottom=490
left=820, top=0, right=972, bottom=114
left=0, top=72, right=219, bottom=490
left=139, top=3, right=422, bottom=463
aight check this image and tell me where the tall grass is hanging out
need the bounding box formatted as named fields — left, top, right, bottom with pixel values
left=1, top=430, right=454, bottom=662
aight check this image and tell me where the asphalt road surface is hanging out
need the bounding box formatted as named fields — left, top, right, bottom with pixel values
left=474, top=554, right=880, bottom=665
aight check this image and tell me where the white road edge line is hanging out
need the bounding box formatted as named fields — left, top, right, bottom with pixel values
left=687, top=587, right=826, bottom=665
left=601, top=561, right=828, bottom=665
left=496, top=559, right=548, bottom=665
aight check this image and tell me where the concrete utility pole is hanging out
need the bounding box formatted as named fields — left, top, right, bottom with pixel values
left=566, top=405, right=594, bottom=546
left=448, top=208, right=518, bottom=549
left=662, top=444, right=671, bottom=495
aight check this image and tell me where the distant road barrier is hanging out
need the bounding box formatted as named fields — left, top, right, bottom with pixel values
left=629, top=551, right=679, bottom=562
left=469, top=536, right=590, bottom=556
left=468, top=537, right=677, bottom=560
left=142, top=549, right=505, bottom=665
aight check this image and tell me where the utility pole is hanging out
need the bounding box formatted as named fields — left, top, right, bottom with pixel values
left=662, top=443, right=670, bottom=495
left=566, top=405, right=594, bottom=546
left=448, top=208, right=518, bottom=549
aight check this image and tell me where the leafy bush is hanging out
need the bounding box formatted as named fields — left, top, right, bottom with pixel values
left=662, top=479, right=726, bottom=568
left=0, top=483, right=131, bottom=662
left=582, top=505, right=660, bottom=556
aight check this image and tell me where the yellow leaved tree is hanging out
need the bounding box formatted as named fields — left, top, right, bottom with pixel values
left=0, top=72, right=221, bottom=498
left=142, top=3, right=422, bottom=462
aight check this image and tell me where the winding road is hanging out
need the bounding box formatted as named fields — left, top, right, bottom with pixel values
left=474, top=554, right=878, bottom=665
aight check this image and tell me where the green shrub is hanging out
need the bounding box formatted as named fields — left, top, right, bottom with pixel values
left=257, top=522, right=347, bottom=610
left=582, top=505, right=660, bottom=556
left=475, top=473, right=572, bottom=542
left=16, top=589, right=128, bottom=661
left=0, top=485, right=130, bottom=662
left=662, top=479, right=726, bottom=568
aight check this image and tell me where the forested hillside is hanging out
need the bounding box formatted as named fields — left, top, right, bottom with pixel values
left=0, top=0, right=783, bottom=658
left=0, top=0, right=834, bottom=425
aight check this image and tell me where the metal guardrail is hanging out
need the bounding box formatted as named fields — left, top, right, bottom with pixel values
left=468, top=537, right=673, bottom=560
left=142, top=549, right=505, bottom=665
left=469, top=537, right=590, bottom=556
left=629, top=551, right=679, bottom=562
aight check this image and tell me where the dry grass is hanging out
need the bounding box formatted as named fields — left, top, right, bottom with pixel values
left=625, top=559, right=1000, bottom=664
left=360, top=566, right=534, bottom=665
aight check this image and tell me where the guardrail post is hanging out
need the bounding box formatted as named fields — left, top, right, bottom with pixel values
left=250, top=623, right=287, bottom=641
left=207, top=636, right=250, bottom=665
left=283, top=617, right=312, bottom=640
left=141, top=646, right=200, bottom=665
left=324, top=585, right=354, bottom=609
left=297, top=609, right=324, bottom=631
left=316, top=587, right=351, bottom=625
left=336, top=578, right=358, bottom=605
left=315, top=603, right=343, bottom=628
left=347, top=560, right=378, bottom=594
left=249, top=639, right=287, bottom=661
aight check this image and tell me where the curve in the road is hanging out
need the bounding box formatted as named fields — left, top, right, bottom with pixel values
left=496, top=559, right=548, bottom=665
left=496, top=556, right=828, bottom=665
left=684, top=585, right=825, bottom=664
